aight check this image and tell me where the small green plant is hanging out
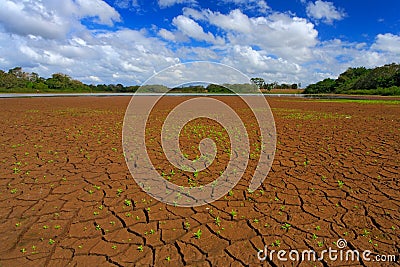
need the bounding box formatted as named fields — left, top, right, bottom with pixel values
left=337, top=180, right=344, bottom=188
left=15, top=222, right=21, bottom=227
left=317, top=241, right=324, bottom=247
left=10, top=188, right=17, bottom=194
left=230, top=210, right=237, bottom=218
left=124, top=199, right=132, bottom=206
left=184, top=221, right=190, bottom=230
left=228, top=190, right=234, bottom=196
left=165, top=256, right=171, bottom=262
left=93, top=211, right=99, bottom=216
left=54, top=225, right=61, bottom=229
left=215, top=217, right=221, bottom=226
left=361, top=229, right=370, bottom=237
left=271, top=240, right=281, bottom=247
left=253, top=218, right=259, bottom=223
left=95, top=224, right=101, bottom=231
left=48, top=239, right=55, bottom=245
left=112, top=245, right=117, bottom=250
left=116, top=188, right=123, bottom=196
left=193, top=229, right=202, bottom=239
left=282, top=223, right=291, bottom=231
left=13, top=167, right=20, bottom=174
left=110, top=221, right=115, bottom=226
left=20, top=248, right=27, bottom=253
left=315, top=225, right=321, bottom=231
left=137, top=245, right=144, bottom=252
left=43, top=225, right=49, bottom=229
left=312, top=233, right=318, bottom=240
left=391, top=226, right=396, bottom=231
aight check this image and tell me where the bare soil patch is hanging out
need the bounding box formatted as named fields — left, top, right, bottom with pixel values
left=0, top=96, right=398, bottom=266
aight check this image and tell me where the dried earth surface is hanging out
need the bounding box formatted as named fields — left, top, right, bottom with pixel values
left=0, top=96, right=399, bottom=266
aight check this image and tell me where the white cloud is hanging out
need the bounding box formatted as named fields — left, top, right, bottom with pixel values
left=221, top=0, right=269, bottom=13
left=0, top=27, right=179, bottom=85
left=74, top=0, right=121, bottom=26
left=0, top=0, right=70, bottom=39
left=158, top=28, right=189, bottom=42
left=0, top=0, right=120, bottom=39
left=207, top=9, right=254, bottom=33
left=158, top=0, right=268, bottom=12
left=306, top=0, right=345, bottom=24
left=186, top=9, right=318, bottom=62
left=222, top=45, right=301, bottom=75
left=371, top=33, right=400, bottom=54
left=172, top=15, right=224, bottom=45
left=114, top=0, right=139, bottom=9
left=158, top=0, right=196, bottom=8
left=158, top=29, right=177, bottom=41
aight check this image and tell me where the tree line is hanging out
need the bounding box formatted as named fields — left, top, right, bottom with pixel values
left=250, top=78, right=300, bottom=90
left=0, top=67, right=139, bottom=93
left=304, top=63, right=400, bottom=95
left=0, top=67, right=301, bottom=93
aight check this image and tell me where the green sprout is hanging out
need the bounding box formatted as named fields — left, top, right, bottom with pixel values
left=215, top=217, right=221, bottom=226
left=124, top=199, right=132, bottom=206
left=230, top=210, right=237, bottom=218
left=193, top=229, right=202, bottom=239
left=281, top=223, right=291, bottom=231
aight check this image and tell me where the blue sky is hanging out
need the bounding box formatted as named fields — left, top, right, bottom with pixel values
left=0, top=0, right=399, bottom=86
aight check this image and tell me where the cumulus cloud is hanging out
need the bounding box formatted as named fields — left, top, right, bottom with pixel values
left=221, top=0, right=269, bottom=13
left=371, top=33, right=400, bottom=54
left=0, top=28, right=179, bottom=84
left=222, top=45, right=301, bottom=75
left=75, top=0, right=121, bottom=26
left=172, top=15, right=224, bottom=45
left=0, top=0, right=120, bottom=39
left=158, top=0, right=196, bottom=8
left=114, top=0, right=139, bottom=9
left=306, top=0, right=345, bottom=24
left=182, top=9, right=318, bottom=62
left=0, top=0, right=70, bottom=39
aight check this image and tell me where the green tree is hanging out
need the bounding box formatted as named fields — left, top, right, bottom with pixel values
left=304, top=78, right=336, bottom=94
left=250, top=77, right=268, bottom=90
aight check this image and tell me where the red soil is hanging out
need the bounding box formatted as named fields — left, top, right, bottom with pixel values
left=0, top=96, right=398, bottom=266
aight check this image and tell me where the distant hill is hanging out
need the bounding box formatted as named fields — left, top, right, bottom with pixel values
left=304, top=63, right=400, bottom=95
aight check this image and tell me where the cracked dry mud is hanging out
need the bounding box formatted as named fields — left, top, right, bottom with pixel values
left=0, top=96, right=399, bottom=267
